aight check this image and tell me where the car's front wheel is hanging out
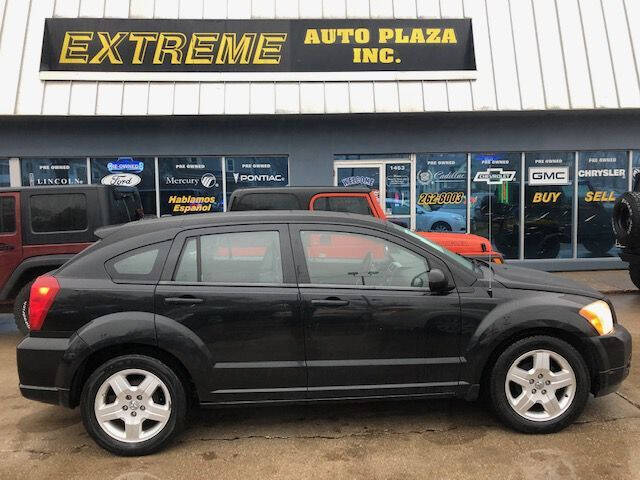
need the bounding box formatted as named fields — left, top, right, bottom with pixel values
left=80, top=355, right=187, bottom=456
left=489, top=335, right=590, bottom=433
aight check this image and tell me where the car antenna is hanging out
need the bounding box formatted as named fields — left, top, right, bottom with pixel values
left=487, top=174, right=493, bottom=298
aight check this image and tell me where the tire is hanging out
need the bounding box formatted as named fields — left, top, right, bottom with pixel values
left=527, top=235, right=561, bottom=259
left=629, top=265, right=640, bottom=290
left=431, top=221, right=452, bottom=232
left=612, top=191, right=640, bottom=246
left=12, top=282, right=33, bottom=336
left=582, top=236, right=615, bottom=257
left=489, top=335, right=590, bottom=434
left=80, top=355, right=187, bottom=456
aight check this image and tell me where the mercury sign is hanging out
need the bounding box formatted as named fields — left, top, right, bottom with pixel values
left=528, top=166, right=570, bottom=186
left=101, top=173, right=142, bottom=186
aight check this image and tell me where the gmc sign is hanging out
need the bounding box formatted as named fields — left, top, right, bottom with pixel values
left=528, top=166, right=570, bottom=186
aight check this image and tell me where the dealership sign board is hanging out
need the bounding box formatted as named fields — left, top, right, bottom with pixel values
left=39, top=18, right=476, bottom=82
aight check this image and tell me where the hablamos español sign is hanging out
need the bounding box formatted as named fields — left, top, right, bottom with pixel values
left=40, top=18, right=476, bottom=82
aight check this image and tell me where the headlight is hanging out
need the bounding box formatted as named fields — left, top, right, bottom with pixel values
left=579, top=300, right=614, bottom=335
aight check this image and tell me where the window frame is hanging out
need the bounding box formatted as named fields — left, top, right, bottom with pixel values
left=289, top=223, right=449, bottom=292
left=160, top=224, right=297, bottom=287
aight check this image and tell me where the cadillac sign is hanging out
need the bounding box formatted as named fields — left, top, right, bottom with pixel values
left=40, top=18, right=476, bottom=82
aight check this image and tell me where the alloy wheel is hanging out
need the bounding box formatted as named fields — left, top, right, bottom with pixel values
left=504, top=349, right=576, bottom=422
left=94, top=368, right=172, bottom=443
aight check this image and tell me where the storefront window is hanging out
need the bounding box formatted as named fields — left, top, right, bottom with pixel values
left=384, top=163, right=412, bottom=228
left=21, top=158, right=87, bottom=186
left=524, top=151, right=574, bottom=259
left=577, top=150, right=626, bottom=258
left=470, top=152, right=521, bottom=259
left=158, top=157, right=223, bottom=216
left=91, top=157, right=157, bottom=216
left=0, top=159, right=9, bottom=187
left=336, top=167, right=380, bottom=191
left=415, top=153, right=467, bottom=232
left=225, top=156, right=289, bottom=203
left=633, top=151, right=640, bottom=188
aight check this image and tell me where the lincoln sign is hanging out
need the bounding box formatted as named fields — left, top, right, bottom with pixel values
left=40, top=18, right=476, bottom=82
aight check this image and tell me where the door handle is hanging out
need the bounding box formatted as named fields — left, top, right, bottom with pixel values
left=0, top=243, right=14, bottom=251
left=164, top=296, right=203, bottom=304
left=311, top=298, right=350, bottom=307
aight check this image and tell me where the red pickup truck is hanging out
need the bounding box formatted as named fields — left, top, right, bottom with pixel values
left=228, top=187, right=504, bottom=263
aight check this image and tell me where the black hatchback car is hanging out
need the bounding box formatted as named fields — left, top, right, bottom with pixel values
left=17, top=211, right=631, bottom=455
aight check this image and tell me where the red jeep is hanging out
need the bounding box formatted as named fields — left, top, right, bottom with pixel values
left=228, top=187, right=503, bottom=263
left=0, top=185, right=143, bottom=333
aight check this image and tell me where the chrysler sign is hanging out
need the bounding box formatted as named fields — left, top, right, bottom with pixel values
left=40, top=18, right=476, bottom=82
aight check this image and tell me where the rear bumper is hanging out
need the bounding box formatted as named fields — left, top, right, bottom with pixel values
left=584, top=324, right=632, bottom=397
left=19, top=385, right=69, bottom=406
left=16, top=333, right=89, bottom=408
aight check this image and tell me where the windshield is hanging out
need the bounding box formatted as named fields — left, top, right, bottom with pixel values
left=390, top=223, right=475, bottom=272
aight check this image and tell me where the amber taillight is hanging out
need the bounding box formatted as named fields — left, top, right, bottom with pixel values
left=28, top=276, right=60, bottom=331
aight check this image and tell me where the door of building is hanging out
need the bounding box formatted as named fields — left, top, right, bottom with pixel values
left=334, top=160, right=413, bottom=229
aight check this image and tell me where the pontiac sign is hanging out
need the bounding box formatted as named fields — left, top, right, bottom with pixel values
left=40, top=18, right=476, bottom=82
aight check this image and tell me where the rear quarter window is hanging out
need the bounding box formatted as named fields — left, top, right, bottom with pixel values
left=235, top=193, right=301, bottom=210
left=106, top=241, right=171, bottom=283
left=29, top=193, right=88, bottom=233
left=312, top=195, right=373, bottom=216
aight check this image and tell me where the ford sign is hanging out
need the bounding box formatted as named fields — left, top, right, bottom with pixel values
left=101, top=173, right=142, bottom=187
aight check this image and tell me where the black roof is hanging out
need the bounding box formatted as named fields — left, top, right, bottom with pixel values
left=96, top=210, right=392, bottom=245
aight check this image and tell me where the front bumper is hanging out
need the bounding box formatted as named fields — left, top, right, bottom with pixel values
left=16, top=333, right=89, bottom=408
left=584, top=324, right=632, bottom=397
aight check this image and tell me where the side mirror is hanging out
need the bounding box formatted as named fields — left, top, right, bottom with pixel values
left=428, top=269, right=448, bottom=292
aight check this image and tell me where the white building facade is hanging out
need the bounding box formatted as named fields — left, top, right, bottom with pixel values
left=1, top=0, right=640, bottom=269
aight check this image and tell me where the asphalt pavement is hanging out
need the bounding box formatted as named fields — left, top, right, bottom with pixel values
left=0, top=288, right=639, bottom=479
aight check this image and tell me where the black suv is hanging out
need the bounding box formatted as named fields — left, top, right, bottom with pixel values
left=17, top=211, right=631, bottom=455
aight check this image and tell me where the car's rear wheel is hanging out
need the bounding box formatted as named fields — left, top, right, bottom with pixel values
left=431, top=221, right=452, bottom=232
left=489, top=336, right=590, bottom=433
left=80, top=355, right=187, bottom=456
left=13, top=281, right=33, bottom=336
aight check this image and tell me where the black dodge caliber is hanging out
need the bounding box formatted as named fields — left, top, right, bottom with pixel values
left=17, top=211, right=631, bottom=455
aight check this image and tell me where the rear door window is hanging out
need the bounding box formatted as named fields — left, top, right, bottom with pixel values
left=0, top=196, right=16, bottom=233
left=29, top=194, right=88, bottom=232
left=173, top=231, right=283, bottom=284
left=311, top=195, right=373, bottom=216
